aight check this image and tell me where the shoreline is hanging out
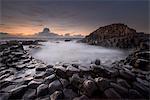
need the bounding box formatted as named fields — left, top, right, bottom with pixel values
left=0, top=40, right=149, bottom=99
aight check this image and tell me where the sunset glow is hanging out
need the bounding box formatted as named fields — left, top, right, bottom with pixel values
left=0, top=0, right=149, bottom=36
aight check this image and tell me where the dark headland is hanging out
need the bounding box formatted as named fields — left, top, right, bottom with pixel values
left=0, top=23, right=149, bottom=100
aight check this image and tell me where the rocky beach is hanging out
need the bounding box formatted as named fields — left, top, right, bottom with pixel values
left=0, top=35, right=149, bottom=100
left=1, top=0, right=149, bottom=99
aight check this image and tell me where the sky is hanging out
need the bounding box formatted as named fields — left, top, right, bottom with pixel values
left=0, top=0, right=149, bottom=36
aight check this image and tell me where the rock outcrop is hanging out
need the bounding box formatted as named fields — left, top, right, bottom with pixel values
left=82, top=23, right=149, bottom=48
left=37, top=27, right=59, bottom=37
left=0, top=40, right=149, bottom=99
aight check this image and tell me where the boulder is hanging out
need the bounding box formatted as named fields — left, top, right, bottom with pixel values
left=104, top=88, right=121, bottom=99
left=60, top=79, right=69, bottom=88
left=128, top=89, right=142, bottom=99
left=81, top=80, right=97, bottom=97
left=0, top=92, right=10, bottom=100
left=95, top=77, right=111, bottom=92
left=36, top=65, right=47, bottom=71
left=28, top=80, right=42, bottom=89
left=73, top=95, right=89, bottom=100
left=134, top=59, right=149, bottom=70
left=132, top=82, right=149, bottom=98
left=50, top=91, right=64, bottom=100
left=95, top=59, right=101, bottom=65
left=22, top=89, right=36, bottom=99
left=9, top=85, right=28, bottom=99
left=55, top=67, right=67, bottom=79
left=66, top=65, right=80, bottom=77
left=110, top=82, right=128, bottom=97
left=70, top=74, right=84, bottom=89
left=63, top=89, right=78, bottom=99
left=44, top=74, right=57, bottom=84
left=119, top=69, right=135, bottom=81
left=48, top=80, right=63, bottom=94
left=37, top=84, right=49, bottom=97
left=117, top=78, right=131, bottom=89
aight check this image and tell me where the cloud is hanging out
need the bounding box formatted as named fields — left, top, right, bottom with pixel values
left=1, top=0, right=149, bottom=35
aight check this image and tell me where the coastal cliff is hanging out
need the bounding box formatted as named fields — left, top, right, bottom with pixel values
left=82, top=23, right=149, bottom=48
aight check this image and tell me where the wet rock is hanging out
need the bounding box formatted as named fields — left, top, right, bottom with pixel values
left=73, top=95, right=89, bottom=100
left=0, top=73, right=12, bottom=80
left=26, top=63, right=36, bottom=69
left=63, top=89, right=78, bottom=99
left=60, top=78, right=69, bottom=88
left=81, top=80, right=97, bottom=97
left=44, top=74, right=57, bottom=84
left=70, top=74, right=83, bottom=89
left=95, top=59, right=101, bottom=65
left=136, top=77, right=149, bottom=87
left=104, top=88, right=121, bottom=99
left=50, top=91, right=64, bottom=100
left=22, top=89, right=36, bottom=99
left=28, top=80, right=42, bottom=89
left=119, top=69, right=135, bottom=81
left=117, top=78, right=131, bottom=89
left=37, top=84, right=49, bottom=97
left=47, top=65, right=53, bottom=68
left=66, top=65, right=80, bottom=77
left=128, top=89, right=142, bottom=99
left=34, top=72, right=46, bottom=79
left=1, top=84, right=16, bottom=92
left=92, top=65, right=105, bottom=76
left=95, top=77, right=111, bottom=92
left=36, top=65, right=46, bottom=71
left=72, top=63, right=79, bottom=68
left=132, top=82, right=149, bottom=97
left=44, top=68, right=54, bottom=76
left=0, top=92, right=10, bottom=100
left=55, top=67, right=67, bottom=79
left=110, top=82, right=128, bottom=97
left=0, top=81, right=13, bottom=90
left=134, top=59, right=149, bottom=70
left=9, top=85, right=28, bottom=99
left=49, top=80, right=63, bottom=94
left=36, top=95, right=50, bottom=100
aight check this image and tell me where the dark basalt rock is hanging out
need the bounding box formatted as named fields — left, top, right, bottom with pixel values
left=73, top=95, right=89, bottom=100
left=37, top=84, right=49, bottom=97
left=50, top=91, right=64, bottom=100
left=95, top=59, right=101, bottom=65
left=104, top=88, right=121, bottom=99
left=132, top=82, right=149, bottom=98
left=22, top=89, right=36, bottom=99
left=0, top=40, right=150, bottom=99
left=128, top=89, right=142, bottom=99
left=36, top=66, right=47, bottom=71
left=44, top=74, right=57, bottom=84
left=119, top=69, right=136, bottom=81
left=8, top=85, right=28, bottom=99
left=63, top=89, right=78, bottom=99
left=28, top=80, right=42, bottom=89
left=110, top=82, right=128, bottom=97
left=48, top=80, right=63, bottom=94
left=95, top=77, right=111, bottom=92
left=80, top=80, right=97, bottom=97
left=82, top=23, right=149, bottom=48
left=117, top=78, right=131, bottom=89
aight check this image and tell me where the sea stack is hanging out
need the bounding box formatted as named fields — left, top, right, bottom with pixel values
left=37, top=27, right=59, bottom=37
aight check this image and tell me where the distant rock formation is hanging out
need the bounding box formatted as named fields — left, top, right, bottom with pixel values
left=37, top=28, right=59, bottom=37
left=82, top=23, right=149, bottom=48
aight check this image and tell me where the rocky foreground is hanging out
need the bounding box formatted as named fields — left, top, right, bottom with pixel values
left=0, top=40, right=150, bottom=100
